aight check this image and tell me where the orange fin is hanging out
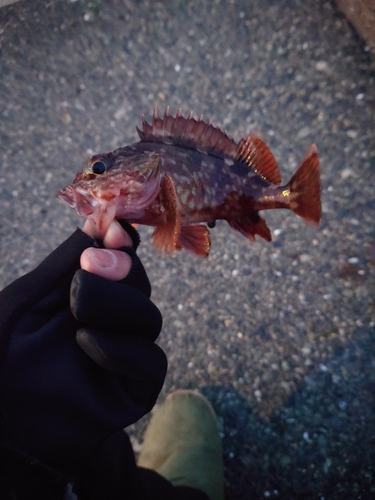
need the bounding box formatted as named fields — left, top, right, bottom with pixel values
left=152, top=174, right=181, bottom=253
left=289, top=144, right=321, bottom=227
left=228, top=213, right=272, bottom=242
left=137, top=107, right=238, bottom=157
left=235, top=133, right=281, bottom=185
left=176, top=225, right=211, bottom=257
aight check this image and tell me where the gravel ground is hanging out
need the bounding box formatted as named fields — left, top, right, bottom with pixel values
left=0, top=1, right=375, bottom=498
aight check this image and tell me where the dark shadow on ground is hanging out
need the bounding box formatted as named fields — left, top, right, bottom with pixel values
left=202, top=328, right=375, bottom=500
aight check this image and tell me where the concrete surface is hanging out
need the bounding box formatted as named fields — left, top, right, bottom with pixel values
left=0, top=1, right=374, bottom=498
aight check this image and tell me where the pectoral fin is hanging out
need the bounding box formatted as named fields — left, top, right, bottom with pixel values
left=228, top=213, right=271, bottom=242
left=152, top=175, right=181, bottom=254
left=176, top=225, right=211, bottom=257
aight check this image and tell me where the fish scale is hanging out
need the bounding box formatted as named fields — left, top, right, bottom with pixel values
left=57, top=108, right=321, bottom=257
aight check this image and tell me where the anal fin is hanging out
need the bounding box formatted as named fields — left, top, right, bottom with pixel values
left=176, top=225, right=211, bottom=257
left=152, top=175, right=181, bottom=253
left=228, top=213, right=271, bottom=242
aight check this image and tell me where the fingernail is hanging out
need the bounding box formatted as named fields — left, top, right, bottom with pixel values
left=89, top=248, right=117, bottom=268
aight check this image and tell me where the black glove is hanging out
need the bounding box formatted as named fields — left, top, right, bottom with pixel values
left=0, top=222, right=167, bottom=487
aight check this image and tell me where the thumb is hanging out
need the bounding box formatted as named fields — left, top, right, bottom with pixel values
left=80, top=248, right=132, bottom=281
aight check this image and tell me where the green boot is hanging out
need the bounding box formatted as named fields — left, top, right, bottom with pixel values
left=137, top=390, right=224, bottom=500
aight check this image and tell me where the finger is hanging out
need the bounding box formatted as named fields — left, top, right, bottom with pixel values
left=82, top=219, right=133, bottom=249
left=80, top=248, right=132, bottom=281
left=103, top=219, right=133, bottom=249
left=71, top=270, right=162, bottom=339
left=82, top=219, right=100, bottom=240
left=82, top=219, right=150, bottom=295
left=116, top=220, right=141, bottom=250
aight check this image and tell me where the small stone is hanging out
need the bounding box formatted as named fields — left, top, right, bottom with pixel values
left=61, top=113, right=71, bottom=124
left=299, top=254, right=311, bottom=263
left=346, top=130, right=358, bottom=138
left=347, top=257, right=359, bottom=264
left=44, top=172, right=53, bottom=183
left=114, top=106, right=128, bottom=120
left=316, top=61, right=328, bottom=71
left=323, top=457, right=332, bottom=474
left=301, top=345, right=311, bottom=355
left=297, top=126, right=311, bottom=139
left=340, top=168, right=353, bottom=179
left=349, top=218, right=360, bottom=225
left=281, top=360, right=290, bottom=371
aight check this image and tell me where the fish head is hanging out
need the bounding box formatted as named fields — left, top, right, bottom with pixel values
left=57, top=152, right=162, bottom=235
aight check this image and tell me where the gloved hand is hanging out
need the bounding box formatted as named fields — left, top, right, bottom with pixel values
left=0, top=220, right=167, bottom=483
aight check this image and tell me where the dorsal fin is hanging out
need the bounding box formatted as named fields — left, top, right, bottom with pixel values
left=136, top=107, right=238, bottom=158
left=235, top=133, right=281, bottom=185
left=136, top=108, right=282, bottom=184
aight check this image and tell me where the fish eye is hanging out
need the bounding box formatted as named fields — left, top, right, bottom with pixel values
left=91, top=161, right=107, bottom=175
left=85, top=154, right=113, bottom=177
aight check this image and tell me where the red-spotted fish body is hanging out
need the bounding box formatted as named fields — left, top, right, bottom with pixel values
left=57, top=108, right=321, bottom=257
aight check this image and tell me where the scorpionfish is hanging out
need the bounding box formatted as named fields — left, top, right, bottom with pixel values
left=57, top=108, right=321, bottom=257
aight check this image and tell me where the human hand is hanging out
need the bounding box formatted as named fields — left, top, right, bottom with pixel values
left=0, top=220, right=166, bottom=481
left=80, top=219, right=133, bottom=281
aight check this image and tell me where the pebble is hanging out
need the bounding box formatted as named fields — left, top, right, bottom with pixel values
left=340, top=168, right=353, bottom=179
left=346, top=130, right=358, bottom=138
left=347, top=257, right=359, bottom=264
left=316, top=61, right=329, bottom=71
left=297, top=126, right=311, bottom=139
left=299, top=254, right=311, bottom=263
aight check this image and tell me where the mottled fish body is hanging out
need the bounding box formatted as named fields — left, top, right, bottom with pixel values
left=58, top=108, right=321, bottom=257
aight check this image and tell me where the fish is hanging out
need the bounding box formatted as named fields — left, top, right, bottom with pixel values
left=57, top=108, right=321, bottom=257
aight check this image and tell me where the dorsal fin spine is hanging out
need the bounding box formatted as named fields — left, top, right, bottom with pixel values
left=137, top=109, right=244, bottom=163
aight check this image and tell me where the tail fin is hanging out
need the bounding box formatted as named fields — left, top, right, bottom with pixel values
left=289, top=144, right=321, bottom=227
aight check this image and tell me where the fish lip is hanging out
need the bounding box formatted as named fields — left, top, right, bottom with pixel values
left=56, top=186, right=95, bottom=216
left=56, top=186, right=77, bottom=208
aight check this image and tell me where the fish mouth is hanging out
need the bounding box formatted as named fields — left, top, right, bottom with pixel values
left=56, top=186, right=95, bottom=217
